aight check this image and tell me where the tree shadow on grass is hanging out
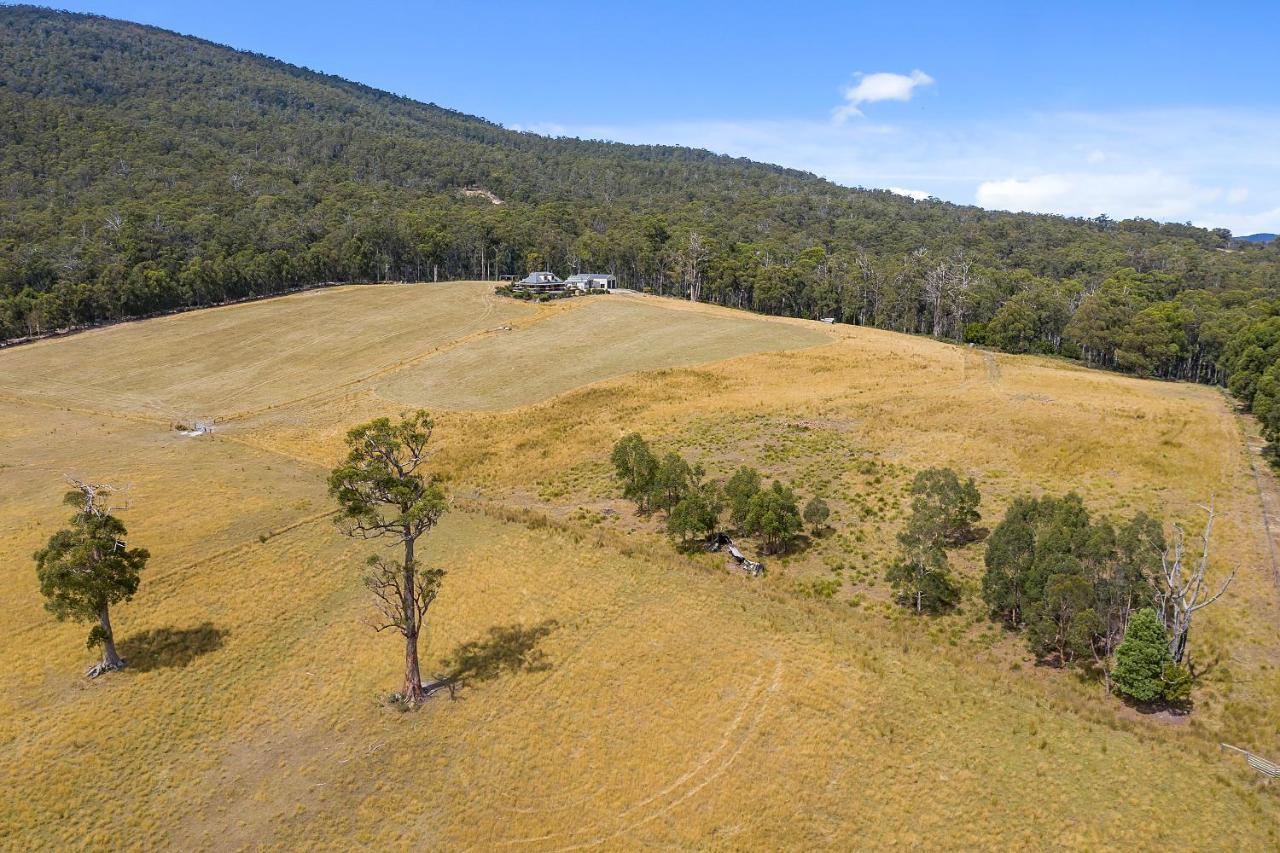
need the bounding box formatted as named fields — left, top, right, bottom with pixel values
left=783, top=532, right=814, bottom=556
left=949, top=526, right=990, bottom=547
left=118, top=622, right=228, bottom=673
left=1119, top=694, right=1195, bottom=718
left=430, top=620, right=558, bottom=696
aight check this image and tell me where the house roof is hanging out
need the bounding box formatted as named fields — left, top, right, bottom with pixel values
left=519, top=271, right=562, bottom=283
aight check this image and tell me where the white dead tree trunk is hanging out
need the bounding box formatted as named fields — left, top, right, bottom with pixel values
left=1156, top=500, right=1236, bottom=663
left=66, top=477, right=129, bottom=517
left=923, top=261, right=946, bottom=337
left=853, top=251, right=879, bottom=325
left=923, top=257, right=973, bottom=339
left=680, top=232, right=709, bottom=302
left=948, top=261, right=974, bottom=337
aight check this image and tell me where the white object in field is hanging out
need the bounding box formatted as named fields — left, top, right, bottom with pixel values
left=706, top=532, right=765, bottom=576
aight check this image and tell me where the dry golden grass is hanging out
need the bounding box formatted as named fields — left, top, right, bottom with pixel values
left=0, top=282, right=534, bottom=420
left=376, top=294, right=830, bottom=410
left=1, top=282, right=1278, bottom=848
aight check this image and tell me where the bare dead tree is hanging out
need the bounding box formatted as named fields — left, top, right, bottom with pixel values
left=948, top=262, right=977, bottom=337
left=853, top=250, right=880, bottom=326
left=678, top=232, right=709, bottom=302
left=1155, top=500, right=1236, bottom=663
left=364, top=556, right=444, bottom=638
left=65, top=477, right=130, bottom=518
left=923, top=261, right=947, bottom=338
left=923, top=256, right=974, bottom=339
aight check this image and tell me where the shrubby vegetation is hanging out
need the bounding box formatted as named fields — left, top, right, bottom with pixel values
left=887, top=468, right=980, bottom=613
left=6, top=9, right=1280, bottom=460
left=981, top=494, right=1163, bottom=673
left=610, top=433, right=804, bottom=555
left=802, top=496, right=831, bottom=532
left=1111, top=608, right=1192, bottom=705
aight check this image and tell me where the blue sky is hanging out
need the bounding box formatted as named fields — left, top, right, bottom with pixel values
left=27, top=1, right=1280, bottom=233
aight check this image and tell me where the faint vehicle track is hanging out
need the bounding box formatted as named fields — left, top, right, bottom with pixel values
left=493, top=661, right=783, bottom=851
left=1237, top=414, right=1280, bottom=591
left=218, top=291, right=573, bottom=424
left=983, top=350, right=1001, bottom=384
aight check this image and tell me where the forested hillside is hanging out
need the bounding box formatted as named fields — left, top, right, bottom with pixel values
left=5, top=6, right=1280, bottom=447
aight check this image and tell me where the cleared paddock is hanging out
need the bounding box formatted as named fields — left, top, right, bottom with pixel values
left=0, top=282, right=533, bottom=418
left=376, top=295, right=831, bottom=410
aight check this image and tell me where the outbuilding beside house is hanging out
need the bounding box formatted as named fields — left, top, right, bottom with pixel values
left=564, top=273, right=618, bottom=292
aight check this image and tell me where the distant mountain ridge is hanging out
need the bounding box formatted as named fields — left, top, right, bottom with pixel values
left=1238, top=233, right=1278, bottom=244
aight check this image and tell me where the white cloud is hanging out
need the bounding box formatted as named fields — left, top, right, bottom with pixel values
left=1204, top=205, right=1280, bottom=235
left=889, top=186, right=931, bottom=201
left=975, top=171, right=1226, bottom=222
left=832, top=70, right=933, bottom=123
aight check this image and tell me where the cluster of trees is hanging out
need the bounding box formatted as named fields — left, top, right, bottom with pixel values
left=7, top=8, right=1280, bottom=453
left=886, top=468, right=981, bottom=613
left=981, top=495, right=1163, bottom=670
left=980, top=494, right=1232, bottom=704
left=610, top=433, right=828, bottom=555
left=879, top=474, right=1234, bottom=706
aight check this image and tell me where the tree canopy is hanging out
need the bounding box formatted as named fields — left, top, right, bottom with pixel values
left=981, top=493, right=1164, bottom=671
left=34, top=484, right=149, bottom=675
left=744, top=481, right=802, bottom=555
left=1111, top=608, right=1175, bottom=703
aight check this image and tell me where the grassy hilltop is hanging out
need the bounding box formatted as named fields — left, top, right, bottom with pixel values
left=2, top=283, right=1278, bottom=848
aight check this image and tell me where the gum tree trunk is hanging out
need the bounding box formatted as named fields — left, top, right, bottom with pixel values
left=98, top=604, right=124, bottom=670
left=401, top=533, right=426, bottom=703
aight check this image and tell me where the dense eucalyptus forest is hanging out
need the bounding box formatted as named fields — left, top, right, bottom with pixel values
left=4, top=7, right=1280, bottom=448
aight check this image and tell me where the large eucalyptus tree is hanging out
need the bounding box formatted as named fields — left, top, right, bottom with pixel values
left=329, top=410, right=448, bottom=705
